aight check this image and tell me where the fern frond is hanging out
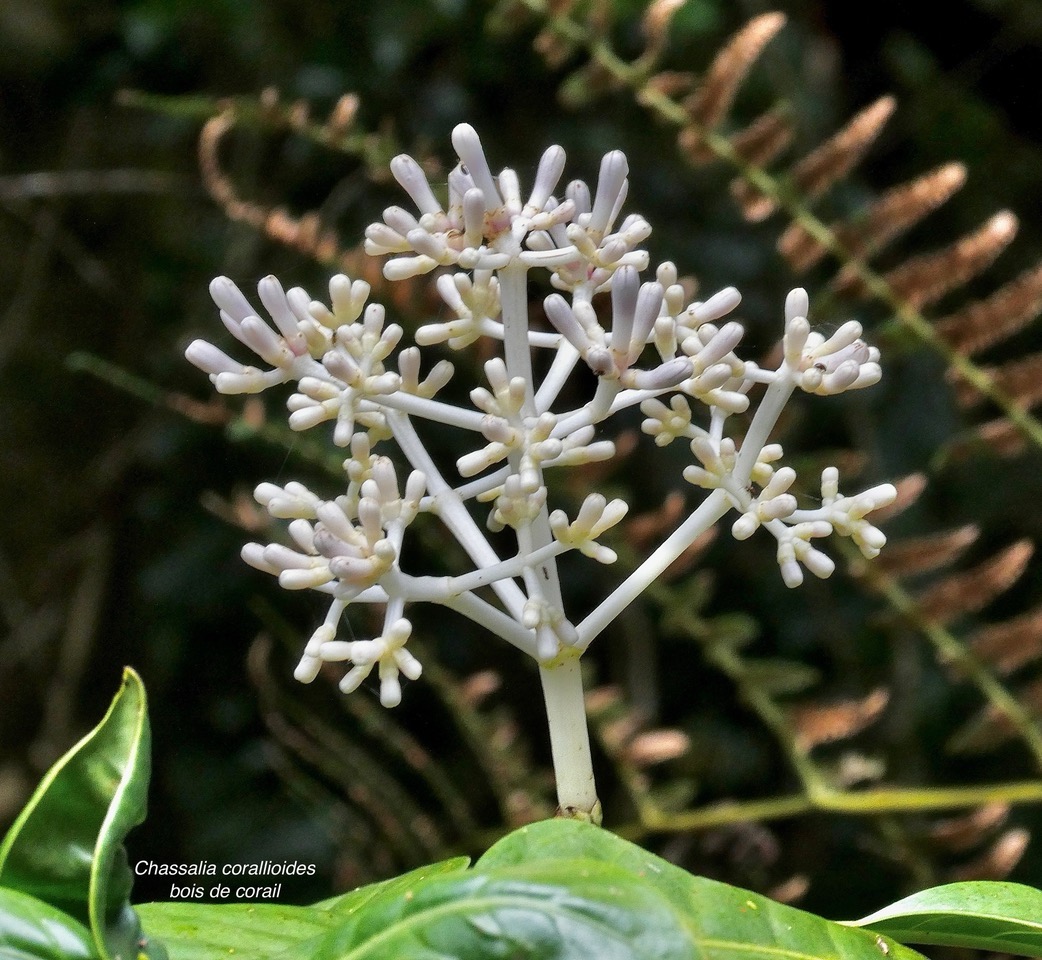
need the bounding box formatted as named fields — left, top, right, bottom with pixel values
left=878, top=211, right=1018, bottom=309
left=871, top=472, right=928, bottom=524
left=916, top=540, right=1033, bottom=624
left=927, top=802, right=1009, bottom=853
left=969, top=606, right=1042, bottom=675
left=784, top=163, right=966, bottom=275
left=934, top=261, right=1042, bottom=355
left=679, top=12, right=786, bottom=164
left=791, top=96, right=896, bottom=201
left=730, top=107, right=795, bottom=220
left=199, top=110, right=348, bottom=265
left=949, top=827, right=1029, bottom=881
left=952, top=352, right=1042, bottom=411
left=789, top=688, right=889, bottom=751
left=951, top=674, right=1042, bottom=753
left=875, top=525, right=980, bottom=578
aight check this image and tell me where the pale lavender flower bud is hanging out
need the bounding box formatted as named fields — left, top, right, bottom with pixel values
left=527, top=145, right=566, bottom=213
left=822, top=358, right=861, bottom=393
left=498, top=167, right=521, bottom=211
left=785, top=287, right=809, bottom=323
left=784, top=316, right=810, bottom=367
left=241, top=542, right=280, bottom=575
left=451, top=123, right=502, bottom=207
left=312, top=528, right=356, bottom=561
left=627, top=357, right=692, bottom=390
left=386, top=255, right=439, bottom=280
left=383, top=206, right=421, bottom=237
left=240, top=316, right=293, bottom=367
left=463, top=188, right=487, bottom=247
left=631, top=280, right=664, bottom=356
left=323, top=348, right=360, bottom=384
left=566, top=179, right=591, bottom=216
left=689, top=287, right=742, bottom=326
left=610, top=265, right=639, bottom=357
left=185, top=340, right=246, bottom=377
left=390, top=154, right=442, bottom=216
left=209, top=276, right=255, bottom=323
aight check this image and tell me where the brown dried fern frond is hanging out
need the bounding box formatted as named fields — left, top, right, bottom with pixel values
left=950, top=674, right=1042, bottom=753
left=678, top=12, right=786, bottom=164
left=875, top=525, right=980, bottom=579
left=870, top=472, right=928, bottom=525
left=783, top=163, right=967, bottom=275
left=969, top=606, right=1042, bottom=675
left=623, top=729, right=691, bottom=767
left=935, top=261, right=1042, bottom=356
left=915, top=540, right=1034, bottom=625
left=199, top=110, right=346, bottom=265
left=729, top=107, right=795, bottom=221
left=950, top=352, right=1042, bottom=411
left=873, top=211, right=1019, bottom=309
left=927, top=803, right=1009, bottom=853
left=776, top=97, right=897, bottom=268
left=641, top=0, right=687, bottom=56
left=789, top=688, right=889, bottom=751
left=949, top=827, right=1029, bottom=881
left=197, top=104, right=436, bottom=315
left=789, top=96, right=896, bottom=201
left=970, top=416, right=1031, bottom=457
left=641, top=70, right=696, bottom=100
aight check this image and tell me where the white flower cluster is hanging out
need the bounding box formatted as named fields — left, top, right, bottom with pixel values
left=187, top=124, right=894, bottom=706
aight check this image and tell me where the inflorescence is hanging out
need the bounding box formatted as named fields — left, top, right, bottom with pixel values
left=187, top=123, right=895, bottom=709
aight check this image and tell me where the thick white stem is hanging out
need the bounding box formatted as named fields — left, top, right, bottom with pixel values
left=539, top=656, right=599, bottom=818
left=500, top=259, right=600, bottom=817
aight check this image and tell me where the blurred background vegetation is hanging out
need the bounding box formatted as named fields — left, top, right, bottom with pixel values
left=4, top=0, right=1042, bottom=921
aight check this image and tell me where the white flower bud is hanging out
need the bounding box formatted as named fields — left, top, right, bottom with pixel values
left=390, top=154, right=442, bottom=216
left=185, top=340, right=246, bottom=376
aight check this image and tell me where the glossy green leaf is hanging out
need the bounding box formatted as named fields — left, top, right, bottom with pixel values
left=136, top=858, right=471, bottom=960
left=850, top=881, right=1042, bottom=957
left=0, top=888, right=97, bottom=960
left=479, top=819, right=929, bottom=960
left=0, top=668, right=159, bottom=960
left=135, top=902, right=331, bottom=960
left=312, top=856, right=470, bottom=915
left=293, top=858, right=694, bottom=960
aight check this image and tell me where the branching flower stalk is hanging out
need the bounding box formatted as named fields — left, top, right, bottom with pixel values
left=187, top=124, right=895, bottom=820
